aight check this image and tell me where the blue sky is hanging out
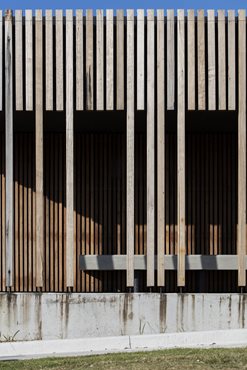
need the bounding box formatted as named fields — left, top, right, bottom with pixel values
left=0, top=0, right=246, bottom=11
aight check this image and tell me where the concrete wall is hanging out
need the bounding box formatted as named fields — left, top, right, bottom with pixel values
left=0, top=293, right=246, bottom=341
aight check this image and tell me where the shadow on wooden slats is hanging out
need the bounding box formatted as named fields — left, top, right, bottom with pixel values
left=0, top=109, right=244, bottom=293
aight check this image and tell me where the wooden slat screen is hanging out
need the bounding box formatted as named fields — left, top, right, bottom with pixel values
left=0, top=129, right=242, bottom=292
left=0, top=9, right=246, bottom=292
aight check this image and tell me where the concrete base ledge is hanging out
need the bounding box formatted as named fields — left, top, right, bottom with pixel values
left=0, top=330, right=247, bottom=360
left=1, top=293, right=247, bottom=341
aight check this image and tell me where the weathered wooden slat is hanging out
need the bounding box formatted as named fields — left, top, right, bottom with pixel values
left=27, top=134, right=32, bottom=291
left=0, top=11, right=2, bottom=111
left=45, top=9, right=53, bottom=111
left=23, top=135, right=28, bottom=291
left=218, top=10, right=226, bottom=110
left=106, top=9, right=114, bottom=110
left=35, top=9, right=44, bottom=288
left=86, top=9, right=94, bottom=110
left=76, top=9, right=84, bottom=111
left=197, top=10, right=205, bottom=110
left=126, top=9, right=135, bottom=287
left=187, top=9, right=195, bottom=110
left=207, top=10, right=216, bottom=110
left=157, top=9, right=165, bottom=286
left=14, top=135, right=18, bottom=291
left=58, top=134, right=63, bottom=292
left=116, top=9, right=124, bottom=110
left=177, top=9, right=186, bottom=287
left=5, top=10, right=13, bottom=287
left=228, top=10, right=235, bottom=110
left=167, top=9, right=175, bottom=110
left=1, top=133, right=6, bottom=290
left=96, top=9, right=104, bottom=110
left=137, top=9, right=145, bottom=110
left=237, top=9, right=246, bottom=287
left=15, top=10, right=23, bottom=111
left=49, top=135, right=54, bottom=291
left=25, top=9, right=33, bottom=111
left=55, top=10, right=63, bottom=111
left=147, top=9, right=155, bottom=287
left=19, top=134, right=23, bottom=291
left=66, top=10, right=74, bottom=288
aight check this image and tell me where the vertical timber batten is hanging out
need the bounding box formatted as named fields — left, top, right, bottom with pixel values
left=157, top=9, right=165, bottom=286
left=55, top=10, right=63, bottom=111
left=177, top=9, right=186, bottom=287
left=96, top=9, right=104, bottom=110
left=15, top=10, right=23, bottom=111
left=35, top=9, right=44, bottom=287
left=76, top=9, right=84, bottom=111
left=187, top=9, right=195, bottom=110
left=137, top=9, right=145, bottom=110
left=167, top=9, right=175, bottom=110
left=197, top=9, right=206, bottom=110
left=218, top=10, right=226, bottom=111
left=66, top=10, right=74, bottom=287
left=228, top=10, right=235, bottom=111
left=5, top=10, right=13, bottom=287
left=126, top=9, right=134, bottom=287
left=0, top=11, right=2, bottom=111
left=86, top=9, right=94, bottom=110
left=207, top=10, right=216, bottom=111
left=147, top=9, right=155, bottom=287
left=237, top=9, right=246, bottom=287
left=116, top=9, right=124, bottom=110
left=106, top=9, right=114, bottom=110
left=45, top=9, right=53, bottom=111
left=25, top=9, right=33, bottom=111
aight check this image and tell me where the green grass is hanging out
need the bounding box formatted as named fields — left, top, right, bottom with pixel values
left=1, top=348, right=247, bottom=370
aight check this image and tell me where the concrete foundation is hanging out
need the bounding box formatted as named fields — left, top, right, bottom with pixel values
left=0, top=293, right=246, bottom=341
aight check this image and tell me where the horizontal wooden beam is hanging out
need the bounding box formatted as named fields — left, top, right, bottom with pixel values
left=80, top=255, right=247, bottom=271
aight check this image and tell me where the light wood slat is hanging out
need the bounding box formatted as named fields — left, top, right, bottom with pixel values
left=237, top=9, right=246, bottom=287
left=23, top=135, right=28, bottom=291
left=55, top=10, right=63, bottom=111
left=228, top=10, right=235, bottom=110
left=137, top=9, right=145, bottom=110
left=147, top=9, right=155, bottom=287
left=126, top=9, right=135, bottom=287
left=76, top=9, right=83, bottom=111
left=177, top=9, right=186, bottom=287
left=35, top=9, right=44, bottom=288
left=187, top=9, right=195, bottom=110
left=157, top=9, right=165, bottom=286
left=45, top=9, right=53, bottom=111
left=27, top=135, right=32, bottom=292
left=25, top=10, right=33, bottom=111
left=1, top=133, right=6, bottom=290
left=5, top=10, right=13, bottom=287
left=14, top=135, right=18, bottom=291
left=66, top=10, right=74, bottom=287
left=197, top=10, right=205, bottom=110
left=218, top=10, right=226, bottom=110
left=15, top=10, right=23, bottom=111
left=0, top=11, right=2, bottom=111
left=106, top=9, right=114, bottom=110
left=86, top=9, right=94, bottom=110
left=207, top=10, right=216, bottom=110
left=116, top=9, right=124, bottom=110
left=19, top=134, right=23, bottom=291
left=167, top=9, right=175, bottom=110
left=96, top=9, right=104, bottom=110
